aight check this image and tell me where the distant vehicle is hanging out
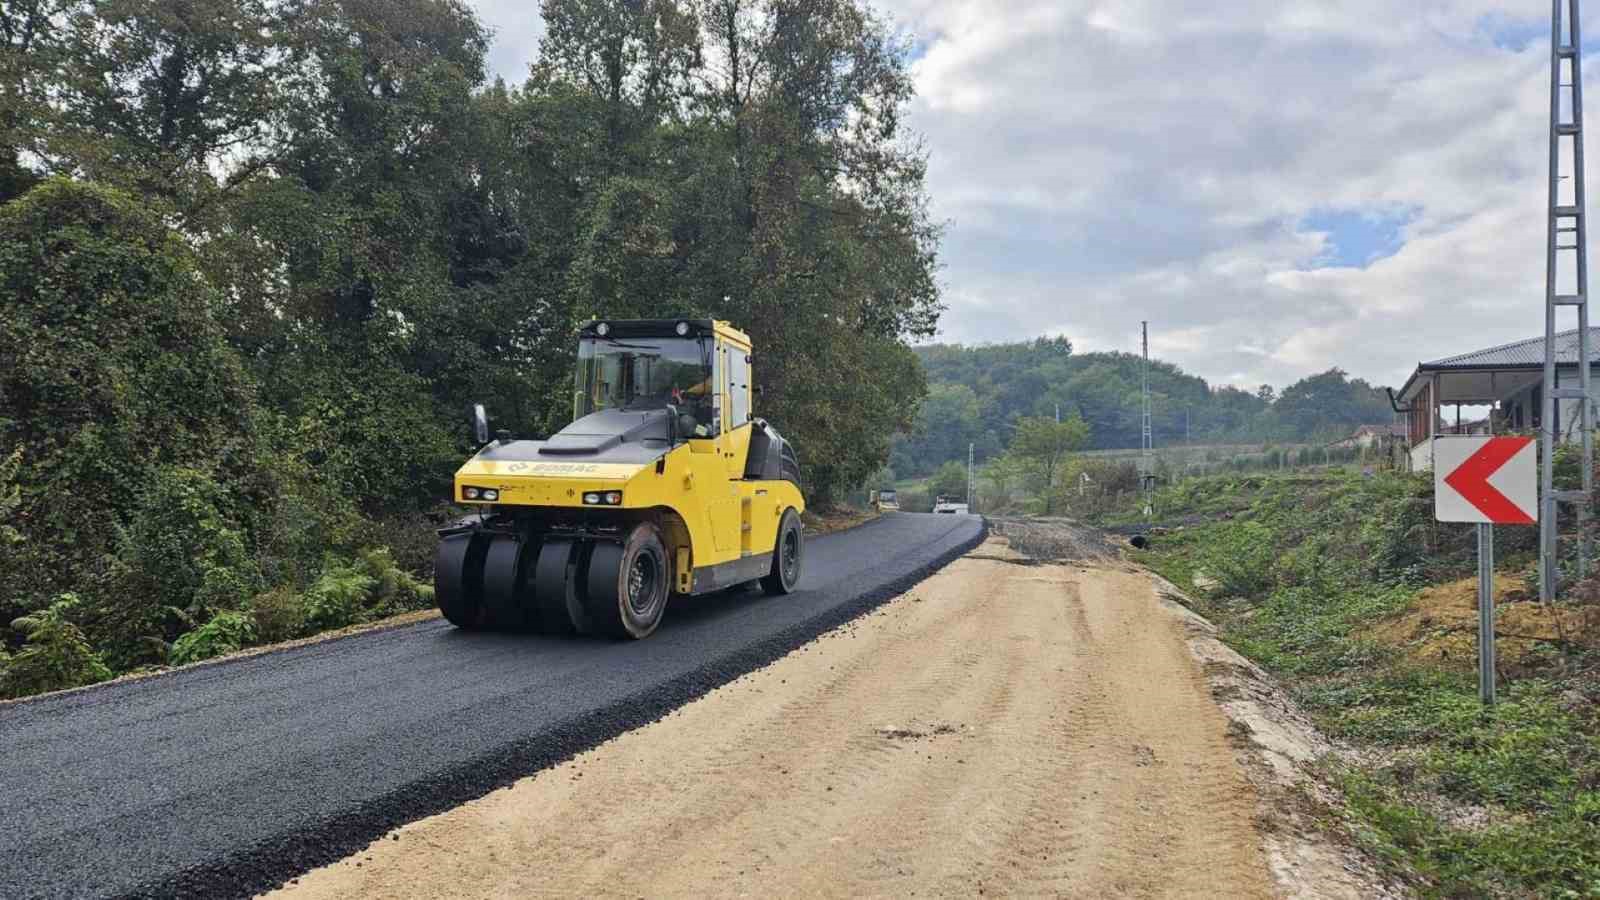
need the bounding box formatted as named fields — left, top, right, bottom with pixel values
left=870, top=488, right=900, bottom=512
left=932, top=495, right=970, bottom=515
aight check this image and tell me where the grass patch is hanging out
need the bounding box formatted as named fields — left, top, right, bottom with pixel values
left=1130, top=470, right=1600, bottom=898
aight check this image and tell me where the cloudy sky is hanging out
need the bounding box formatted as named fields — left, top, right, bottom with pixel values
left=471, top=1, right=1587, bottom=392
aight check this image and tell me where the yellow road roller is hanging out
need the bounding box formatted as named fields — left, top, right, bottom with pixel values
left=435, top=319, right=806, bottom=639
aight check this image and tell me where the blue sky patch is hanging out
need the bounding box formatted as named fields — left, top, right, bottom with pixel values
left=895, top=26, right=938, bottom=64
left=1299, top=207, right=1416, bottom=270
left=1476, top=12, right=1547, bottom=52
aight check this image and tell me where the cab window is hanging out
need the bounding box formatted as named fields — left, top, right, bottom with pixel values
left=726, top=345, right=751, bottom=428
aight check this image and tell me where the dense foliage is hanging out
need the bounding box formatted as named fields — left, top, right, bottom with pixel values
left=0, top=0, right=940, bottom=697
left=891, top=338, right=1395, bottom=477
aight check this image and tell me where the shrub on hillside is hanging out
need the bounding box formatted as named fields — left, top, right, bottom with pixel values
left=0, top=595, right=112, bottom=699
left=168, top=611, right=258, bottom=667
left=1198, top=521, right=1277, bottom=598
left=301, top=561, right=378, bottom=633
left=107, top=467, right=263, bottom=654
left=249, top=585, right=305, bottom=644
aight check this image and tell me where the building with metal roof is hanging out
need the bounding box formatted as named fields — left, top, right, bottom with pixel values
left=1395, top=328, right=1600, bottom=471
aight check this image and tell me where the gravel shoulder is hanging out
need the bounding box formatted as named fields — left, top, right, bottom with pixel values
left=272, top=530, right=1280, bottom=899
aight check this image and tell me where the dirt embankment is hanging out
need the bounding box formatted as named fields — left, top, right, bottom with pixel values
left=1364, top=575, right=1600, bottom=674
left=271, top=526, right=1301, bottom=899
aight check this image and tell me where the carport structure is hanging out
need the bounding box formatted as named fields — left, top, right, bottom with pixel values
left=1395, top=328, right=1600, bottom=471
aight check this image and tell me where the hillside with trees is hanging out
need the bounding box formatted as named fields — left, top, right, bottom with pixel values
left=891, top=338, right=1395, bottom=477
left=0, top=0, right=940, bottom=697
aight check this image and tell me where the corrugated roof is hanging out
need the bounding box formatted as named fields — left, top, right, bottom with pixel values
left=1422, top=327, right=1600, bottom=369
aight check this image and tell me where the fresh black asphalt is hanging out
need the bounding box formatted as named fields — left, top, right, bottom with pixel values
left=0, top=512, right=984, bottom=900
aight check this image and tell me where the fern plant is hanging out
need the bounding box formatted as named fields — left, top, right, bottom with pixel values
left=1, top=594, right=112, bottom=699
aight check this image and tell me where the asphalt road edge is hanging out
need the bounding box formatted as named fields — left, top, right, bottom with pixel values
left=127, top=517, right=988, bottom=900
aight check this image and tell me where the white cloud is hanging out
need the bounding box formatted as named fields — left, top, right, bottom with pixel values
left=876, top=0, right=1590, bottom=390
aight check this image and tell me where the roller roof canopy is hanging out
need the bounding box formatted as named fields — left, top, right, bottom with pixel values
left=579, top=318, right=752, bottom=346
left=1398, top=327, right=1600, bottom=405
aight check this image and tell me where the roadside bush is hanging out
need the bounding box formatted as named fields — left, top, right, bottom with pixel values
left=301, top=560, right=378, bottom=632
left=248, top=586, right=306, bottom=644
left=0, top=595, right=112, bottom=699
left=898, top=487, right=931, bottom=513
left=363, top=508, right=451, bottom=578
left=355, top=548, right=432, bottom=618
left=168, top=611, right=258, bottom=667
left=1197, top=520, right=1276, bottom=597
left=116, top=467, right=262, bottom=615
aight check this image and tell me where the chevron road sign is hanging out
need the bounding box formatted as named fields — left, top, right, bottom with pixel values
left=1434, top=436, right=1538, bottom=525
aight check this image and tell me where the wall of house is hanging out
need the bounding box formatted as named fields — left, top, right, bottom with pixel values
left=1410, top=439, right=1433, bottom=473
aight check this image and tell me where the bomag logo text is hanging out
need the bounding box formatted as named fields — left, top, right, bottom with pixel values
left=513, top=463, right=602, bottom=474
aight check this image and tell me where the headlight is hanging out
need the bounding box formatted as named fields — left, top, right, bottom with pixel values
left=605, top=492, right=622, bottom=505
left=481, top=489, right=499, bottom=501
left=675, top=321, right=689, bottom=336
left=584, top=492, right=601, bottom=504
left=583, top=491, right=622, bottom=506
left=464, top=487, right=480, bottom=499
left=595, top=322, right=610, bottom=336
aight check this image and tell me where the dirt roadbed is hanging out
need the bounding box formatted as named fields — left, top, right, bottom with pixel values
left=270, top=534, right=1284, bottom=898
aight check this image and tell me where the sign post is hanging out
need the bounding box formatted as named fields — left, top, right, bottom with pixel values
left=1476, top=523, right=1495, bottom=704
left=1434, top=435, right=1538, bottom=705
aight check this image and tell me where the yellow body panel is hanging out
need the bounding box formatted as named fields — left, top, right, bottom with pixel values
left=452, top=441, right=803, bottom=574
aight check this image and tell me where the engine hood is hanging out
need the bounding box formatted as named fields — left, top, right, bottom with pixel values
left=537, top=408, right=674, bottom=458
left=459, top=408, right=675, bottom=483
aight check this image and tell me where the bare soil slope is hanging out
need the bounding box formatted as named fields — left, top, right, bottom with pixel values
left=271, top=536, right=1275, bottom=899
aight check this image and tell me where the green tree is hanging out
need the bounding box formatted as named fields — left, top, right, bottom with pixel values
left=533, top=0, right=942, bottom=502
left=982, top=453, right=1026, bottom=511
left=38, top=0, right=288, bottom=216
left=1272, top=368, right=1392, bottom=441
left=0, top=180, right=266, bottom=632
left=927, top=461, right=970, bottom=502
left=1009, top=416, right=1090, bottom=514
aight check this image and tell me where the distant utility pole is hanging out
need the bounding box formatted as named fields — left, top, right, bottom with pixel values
left=1141, top=321, right=1154, bottom=517
left=967, top=442, right=975, bottom=510
left=1541, top=0, right=1595, bottom=601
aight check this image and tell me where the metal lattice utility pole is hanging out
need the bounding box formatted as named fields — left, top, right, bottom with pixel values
left=1141, top=322, right=1154, bottom=517
left=1541, top=0, right=1595, bottom=601
left=967, top=442, right=975, bottom=511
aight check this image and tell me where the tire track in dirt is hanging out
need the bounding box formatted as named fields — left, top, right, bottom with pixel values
left=269, top=537, right=1276, bottom=899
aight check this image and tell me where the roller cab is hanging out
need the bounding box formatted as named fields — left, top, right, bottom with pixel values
left=435, top=319, right=805, bottom=640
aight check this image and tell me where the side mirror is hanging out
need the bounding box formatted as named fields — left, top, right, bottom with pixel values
left=473, top=403, right=490, bottom=445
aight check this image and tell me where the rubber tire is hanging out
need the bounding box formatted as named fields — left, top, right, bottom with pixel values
left=533, top=539, right=593, bottom=635
left=761, top=509, right=804, bottom=596
left=584, top=522, right=670, bottom=640
left=482, top=534, right=535, bottom=631
left=435, top=531, right=489, bottom=629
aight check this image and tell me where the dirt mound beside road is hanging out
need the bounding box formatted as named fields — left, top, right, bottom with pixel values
left=1365, top=574, right=1600, bottom=674
left=986, top=515, right=1120, bottom=561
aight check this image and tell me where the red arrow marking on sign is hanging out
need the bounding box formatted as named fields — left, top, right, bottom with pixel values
left=1443, top=436, right=1535, bottom=525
